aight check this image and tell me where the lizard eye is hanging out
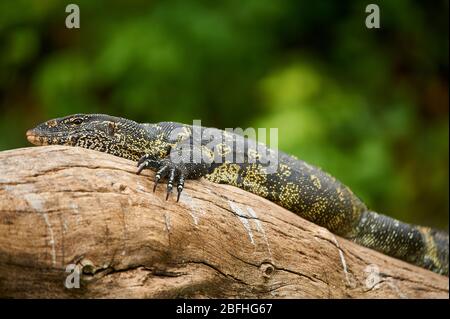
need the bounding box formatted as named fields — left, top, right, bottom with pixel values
left=72, top=118, right=83, bottom=125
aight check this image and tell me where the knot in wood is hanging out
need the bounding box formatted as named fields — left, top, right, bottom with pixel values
left=260, top=263, right=275, bottom=279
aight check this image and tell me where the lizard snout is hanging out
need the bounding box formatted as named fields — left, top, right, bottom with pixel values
left=26, top=129, right=44, bottom=145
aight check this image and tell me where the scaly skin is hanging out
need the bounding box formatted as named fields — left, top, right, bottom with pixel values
left=26, top=114, right=449, bottom=275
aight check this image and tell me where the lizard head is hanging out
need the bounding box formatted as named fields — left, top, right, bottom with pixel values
left=26, top=114, right=147, bottom=159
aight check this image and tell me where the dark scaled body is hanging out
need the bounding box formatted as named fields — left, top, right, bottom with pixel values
left=26, top=114, right=449, bottom=275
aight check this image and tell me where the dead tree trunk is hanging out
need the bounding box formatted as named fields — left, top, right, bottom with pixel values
left=0, top=146, right=448, bottom=298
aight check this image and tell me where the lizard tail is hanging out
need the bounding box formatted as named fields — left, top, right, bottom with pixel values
left=352, top=210, right=449, bottom=276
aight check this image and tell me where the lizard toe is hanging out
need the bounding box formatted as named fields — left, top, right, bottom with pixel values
left=165, top=168, right=177, bottom=200
left=154, top=165, right=169, bottom=192
left=176, top=175, right=185, bottom=202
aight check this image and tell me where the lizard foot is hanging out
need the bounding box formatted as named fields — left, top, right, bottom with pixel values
left=137, top=154, right=186, bottom=202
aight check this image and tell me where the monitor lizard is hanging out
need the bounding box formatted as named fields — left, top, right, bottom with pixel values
left=26, top=113, right=449, bottom=276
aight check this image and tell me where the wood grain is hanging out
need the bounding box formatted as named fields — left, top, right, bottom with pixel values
left=0, top=146, right=447, bottom=298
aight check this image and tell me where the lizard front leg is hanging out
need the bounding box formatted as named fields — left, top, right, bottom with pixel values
left=136, top=143, right=212, bottom=201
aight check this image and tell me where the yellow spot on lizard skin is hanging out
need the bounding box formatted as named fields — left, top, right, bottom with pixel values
left=216, top=143, right=232, bottom=157
left=418, top=226, right=443, bottom=271
left=337, top=187, right=348, bottom=203
left=205, top=163, right=241, bottom=185
left=242, top=164, right=269, bottom=197
left=310, top=199, right=327, bottom=216
left=46, top=120, right=57, bottom=128
left=279, top=183, right=301, bottom=209
left=201, top=145, right=215, bottom=162
left=279, top=163, right=291, bottom=177
left=310, top=175, right=321, bottom=189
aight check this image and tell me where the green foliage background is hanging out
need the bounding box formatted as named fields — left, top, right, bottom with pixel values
left=0, top=0, right=448, bottom=229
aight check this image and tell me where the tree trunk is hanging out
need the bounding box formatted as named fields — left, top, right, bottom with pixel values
left=0, top=146, right=447, bottom=298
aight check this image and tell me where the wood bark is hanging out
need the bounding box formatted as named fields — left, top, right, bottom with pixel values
left=0, top=146, right=448, bottom=298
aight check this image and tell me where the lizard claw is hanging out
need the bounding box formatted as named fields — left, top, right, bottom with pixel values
left=137, top=154, right=150, bottom=167
left=149, top=163, right=185, bottom=201
left=177, top=176, right=185, bottom=202
left=136, top=162, right=148, bottom=175
left=166, top=183, right=173, bottom=200
left=153, top=175, right=160, bottom=192
left=136, top=154, right=159, bottom=175
left=166, top=168, right=176, bottom=200
left=136, top=154, right=204, bottom=202
left=153, top=165, right=169, bottom=192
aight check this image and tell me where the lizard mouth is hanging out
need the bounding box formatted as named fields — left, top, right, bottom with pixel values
left=26, top=130, right=48, bottom=146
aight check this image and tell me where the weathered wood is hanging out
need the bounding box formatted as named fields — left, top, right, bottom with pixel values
left=0, top=146, right=448, bottom=298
